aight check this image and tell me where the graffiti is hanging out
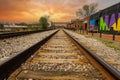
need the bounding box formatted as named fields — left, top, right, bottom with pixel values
left=99, top=13, right=120, bottom=31
left=112, top=13, right=120, bottom=31
left=105, top=15, right=109, bottom=27
left=100, top=17, right=109, bottom=31
left=109, top=14, right=116, bottom=29
left=90, top=19, right=95, bottom=30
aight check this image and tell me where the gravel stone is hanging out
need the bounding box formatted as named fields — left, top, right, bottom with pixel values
left=0, top=30, right=57, bottom=62
left=65, top=30, right=120, bottom=71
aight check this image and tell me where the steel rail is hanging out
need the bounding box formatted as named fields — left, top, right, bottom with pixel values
left=0, top=29, right=53, bottom=39
left=64, top=30, right=120, bottom=80
left=0, top=30, right=59, bottom=80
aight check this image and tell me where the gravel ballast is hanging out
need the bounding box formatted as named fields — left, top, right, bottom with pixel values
left=65, top=30, right=120, bottom=71
left=0, top=30, right=57, bottom=62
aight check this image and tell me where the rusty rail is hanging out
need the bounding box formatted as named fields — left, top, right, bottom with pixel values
left=0, top=30, right=58, bottom=80
left=64, top=30, right=120, bottom=80
left=0, top=29, right=53, bottom=39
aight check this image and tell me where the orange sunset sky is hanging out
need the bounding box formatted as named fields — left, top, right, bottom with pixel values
left=0, top=0, right=120, bottom=23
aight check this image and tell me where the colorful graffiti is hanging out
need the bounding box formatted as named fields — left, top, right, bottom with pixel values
left=112, top=13, right=120, bottom=31
left=100, top=17, right=109, bottom=31
left=90, top=19, right=95, bottom=30
left=99, top=13, right=120, bottom=31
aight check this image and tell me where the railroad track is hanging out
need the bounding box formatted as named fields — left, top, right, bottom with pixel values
left=0, top=29, right=52, bottom=39
left=0, top=30, right=120, bottom=80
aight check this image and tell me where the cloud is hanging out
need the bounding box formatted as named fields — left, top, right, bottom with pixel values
left=0, top=0, right=33, bottom=22
left=0, top=0, right=31, bottom=12
left=29, top=0, right=92, bottom=22
left=0, top=0, right=97, bottom=23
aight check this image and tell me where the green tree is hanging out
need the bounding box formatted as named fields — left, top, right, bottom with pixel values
left=39, top=16, right=49, bottom=29
left=76, top=3, right=98, bottom=19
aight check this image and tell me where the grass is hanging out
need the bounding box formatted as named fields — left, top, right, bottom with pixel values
left=75, top=31, right=120, bottom=51
left=94, top=37, right=120, bottom=51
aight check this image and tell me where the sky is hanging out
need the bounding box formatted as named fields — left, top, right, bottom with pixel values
left=0, top=0, right=120, bottom=23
